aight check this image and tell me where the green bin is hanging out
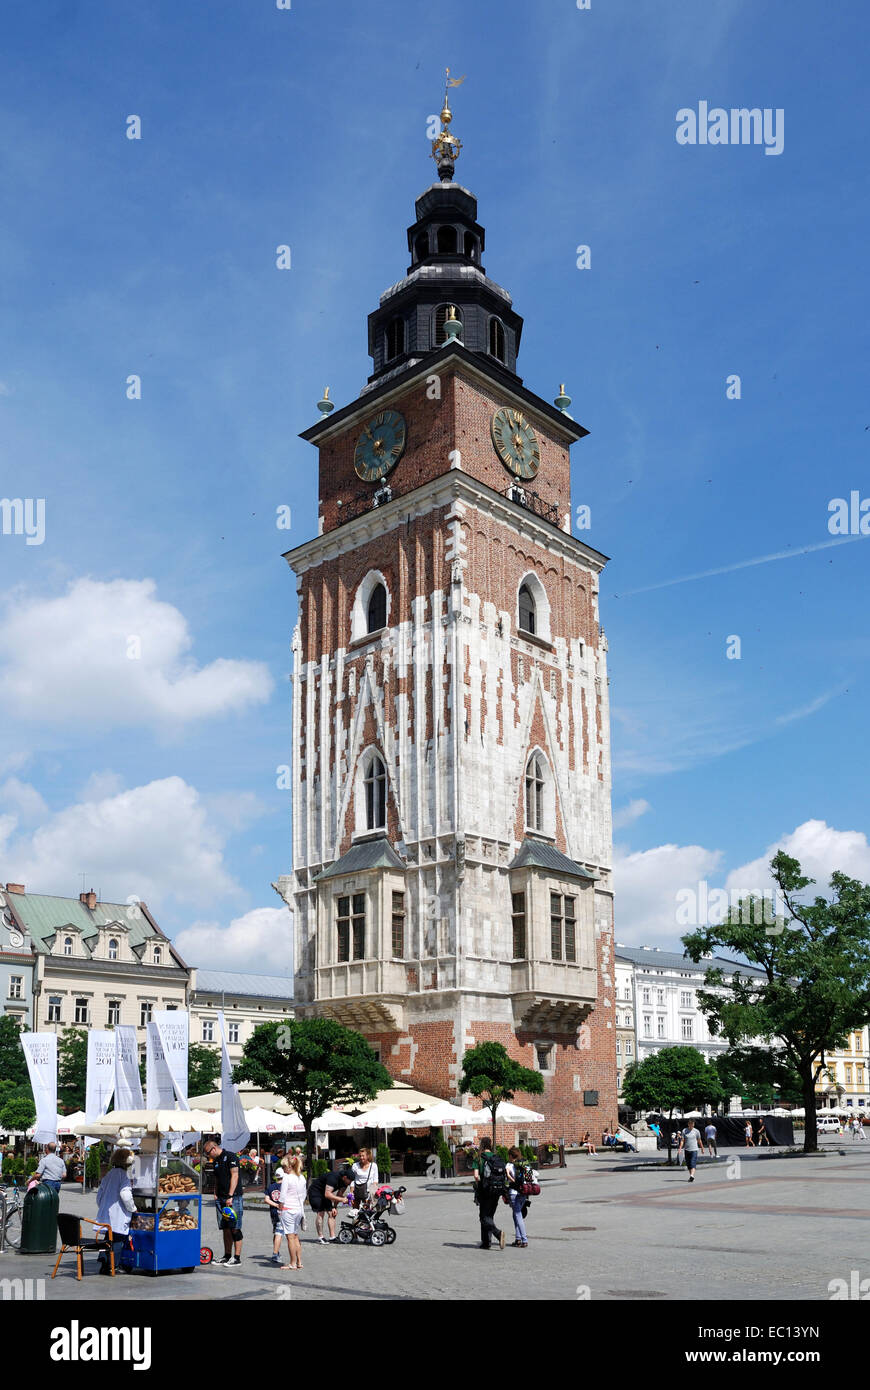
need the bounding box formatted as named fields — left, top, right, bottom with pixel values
left=20, top=1182, right=59, bottom=1254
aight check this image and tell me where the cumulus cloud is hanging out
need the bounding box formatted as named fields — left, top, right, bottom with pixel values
left=0, top=777, right=48, bottom=822
left=612, top=798, right=650, bottom=830
left=613, top=840, right=723, bottom=948
left=726, top=820, right=870, bottom=899
left=4, top=775, right=241, bottom=907
left=175, top=906, right=294, bottom=975
left=0, top=578, right=273, bottom=727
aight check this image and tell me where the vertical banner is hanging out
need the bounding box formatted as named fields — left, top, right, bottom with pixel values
left=152, top=1010, right=190, bottom=1107
left=218, top=1010, right=249, bottom=1154
left=85, top=1030, right=115, bottom=1145
left=21, top=1032, right=58, bottom=1144
left=114, top=1024, right=144, bottom=1111
left=145, top=1021, right=177, bottom=1109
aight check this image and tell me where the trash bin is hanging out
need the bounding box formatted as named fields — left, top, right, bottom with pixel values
left=20, top=1182, right=59, bottom=1254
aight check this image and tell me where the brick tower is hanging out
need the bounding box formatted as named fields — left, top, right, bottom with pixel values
left=279, top=86, right=617, bottom=1139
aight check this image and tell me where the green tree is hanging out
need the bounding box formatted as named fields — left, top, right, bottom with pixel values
left=714, top=1046, right=803, bottom=1110
left=0, top=1016, right=29, bottom=1088
left=234, top=1018, right=392, bottom=1177
left=188, top=1043, right=221, bottom=1098
left=0, top=1094, right=36, bottom=1134
left=457, top=1041, right=544, bottom=1139
left=58, top=1027, right=88, bottom=1111
left=683, top=851, right=870, bottom=1153
left=621, top=1047, right=725, bottom=1163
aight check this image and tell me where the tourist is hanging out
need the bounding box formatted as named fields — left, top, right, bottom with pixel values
left=95, top=1147, right=137, bottom=1274
left=264, top=1168, right=283, bottom=1264
left=505, top=1146, right=530, bottom=1248
left=204, top=1138, right=244, bottom=1266
left=852, top=1116, right=865, bottom=1140
left=307, top=1166, right=352, bottom=1243
left=757, top=1119, right=771, bottom=1147
left=704, top=1121, right=718, bottom=1156
left=744, top=1121, right=755, bottom=1147
left=581, top=1130, right=597, bottom=1155
left=35, top=1142, right=67, bottom=1193
left=351, top=1146, right=379, bottom=1208
left=679, top=1118, right=706, bottom=1183
left=276, top=1154, right=307, bottom=1270
left=472, top=1137, right=508, bottom=1250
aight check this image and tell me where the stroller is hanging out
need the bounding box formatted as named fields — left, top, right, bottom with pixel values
left=337, top=1184, right=406, bottom=1247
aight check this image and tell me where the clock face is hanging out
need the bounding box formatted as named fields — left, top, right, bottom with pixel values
left=353, top=409, right=407, bottom=483
left=491, top=406, right=541, bottom=480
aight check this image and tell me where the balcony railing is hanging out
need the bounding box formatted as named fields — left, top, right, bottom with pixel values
left=502, top=483, right=561, bottom=527
left=334, top=486, right=393, bottom=528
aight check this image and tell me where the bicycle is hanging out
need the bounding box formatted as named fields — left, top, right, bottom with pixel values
left=1, top=1180, right=24, bottom=1250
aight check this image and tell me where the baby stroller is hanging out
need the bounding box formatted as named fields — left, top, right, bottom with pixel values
left=337, top=1184, right=406, bottom=1247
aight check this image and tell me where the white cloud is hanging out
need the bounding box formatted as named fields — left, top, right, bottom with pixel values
left=79, top=771, right=125, bottom=802
left=613, top=798, right=650, bottom=830
left=726, top=820, right=870, bottom=899
left=175, top=906, right=293, bottom=975
left=613, top=840, right=723, bottom=948
left=4, top=775, right=241, bottom=907
left=0, top=777, right=48, bottom=821
left=0, top=577, right=273, bottom=727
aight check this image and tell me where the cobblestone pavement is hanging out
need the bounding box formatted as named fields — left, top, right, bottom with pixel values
left=3, top=1136, right=867, bottom=1301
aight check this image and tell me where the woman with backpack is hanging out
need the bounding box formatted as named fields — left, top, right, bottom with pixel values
left=505, top=1146, right=531, bottom=1248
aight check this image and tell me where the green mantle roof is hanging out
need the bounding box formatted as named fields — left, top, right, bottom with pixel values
left=315, top=838, right=407, bottom=881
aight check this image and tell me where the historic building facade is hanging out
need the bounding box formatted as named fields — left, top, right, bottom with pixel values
left=189, top=969, right=295, bottom=1063
left=278, top=92, right=618, bottom=1138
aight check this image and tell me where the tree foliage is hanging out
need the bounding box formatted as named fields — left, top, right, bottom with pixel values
left=458, top=1041, right=544, bottom=1138
left=187, top=1043, right=221, bottom=1098
left=714, top=1046, right=803, bottom=1108
left=234, top=1017, right=392, bottom=1176
left=0, top=1016, right=30, bottom=1089
left=0, top=1094, right=36, bottom=1134
left=621, top=1046, right=725, bottom=1161
left=58, top=1027, right=88, bottom=1111
left=683, top=851, right=870, bottom=1152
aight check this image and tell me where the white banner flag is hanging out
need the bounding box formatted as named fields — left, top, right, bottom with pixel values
left=153, top=1010, right=189, bottom=1108
left=145, top=1021, right=177, bottom=1109
left=21, top=1032, right=58, bottom=1145
left=218, top=1010, right=249, bottom=1154
left=85, top=1030, right=115, bottom=1145
left=114, top=1025, right=144, bottom=1111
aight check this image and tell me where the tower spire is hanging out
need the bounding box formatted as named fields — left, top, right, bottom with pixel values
left=431, top=67, right=465, bottom=181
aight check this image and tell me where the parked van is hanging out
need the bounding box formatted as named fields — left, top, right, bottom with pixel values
left=817, top=1115, right=841, bottom=1131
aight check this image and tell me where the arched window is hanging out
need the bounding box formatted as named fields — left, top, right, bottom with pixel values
left=518, top=583, right=536, bottom=635
left=434, top=304, right=462, bottom=345
left=364, top=754, right=387, bottom=830
left=108, top=938, right=118, bottom=960
left=436, top=226, right=457, bottom=254
left=153, top=946, right=162, bottom=964
left=63, top=936, right=73, bottom=956
left=415, top=232, right=429, bottom=263
left=385, top=317, right=405, bottom=361
left=489, top=317, right=506, bottom=361
left=367, top=582, right=387, bottom=633
left=525, top=753, right=546, bottom=831
left=464, top=231, right=477, bottom=260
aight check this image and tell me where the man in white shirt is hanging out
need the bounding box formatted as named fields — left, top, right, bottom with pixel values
left=678, top=1119, right=706, bottom=1183
left=704, top=1121, right=718, bottom=1156
left=36, top=1143, right=67, bottom=1193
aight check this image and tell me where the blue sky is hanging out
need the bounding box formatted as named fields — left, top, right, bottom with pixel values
left=1, top=0, right=868, bottom=967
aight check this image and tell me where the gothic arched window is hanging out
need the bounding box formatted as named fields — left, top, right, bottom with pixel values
left=489, top=317, right=506, bottom=362
left=436, top=226, right=457, bottom=254
left=108, top=938, right=118, bottom=960
left=435, top=304, right=462, bottom=345
left=525, top=753, right=546, bottom=831
left=518, top=583, right=536, bottom=635
left=367, top=582, right=387, bottom=633
left=385, top=317, right=405, bottom=361
left=364, top=753, right=387, bottom=830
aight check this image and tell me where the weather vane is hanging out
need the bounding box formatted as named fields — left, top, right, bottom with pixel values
left=431, top=67, right=466, bottom=181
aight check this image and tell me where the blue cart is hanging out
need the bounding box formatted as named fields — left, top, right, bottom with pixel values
left=123, top=1155, right=205, bottom=1274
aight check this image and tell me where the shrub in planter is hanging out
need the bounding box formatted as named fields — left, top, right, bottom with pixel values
left=25, top=1156, right=38, bottom=1175
left=85, top=1146, right=101, bottom=1186
left=495, top=1145, right=509, bottom=1162
left=436, top=1139, right=453, bottom=1178
left=311, top=1158, right=329, bottom=1179
left=376, top=1142, right=392, bottom=1180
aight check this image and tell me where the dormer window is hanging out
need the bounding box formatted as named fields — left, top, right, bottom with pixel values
left=153, top=945, right=162, bottom=964
left=489, top=317, right=506, bottom=362
left=385, top=317, right=405, bottom=362
left=108, top=938, right=119, bottom=960
left=63, top=936, right=73, bottom=957
left=436, top=226, right=457, bottom=254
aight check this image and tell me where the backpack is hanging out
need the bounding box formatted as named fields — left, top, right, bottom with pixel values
left=509, top=1161, right=541, bottom=1197
left=479, top=1153, right=508, bottom=1196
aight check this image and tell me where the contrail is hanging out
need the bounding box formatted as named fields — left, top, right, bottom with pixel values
left=612, top=534, right=865, bottom=598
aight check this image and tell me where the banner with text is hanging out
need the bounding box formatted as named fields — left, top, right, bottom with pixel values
left=145, top=1021, right=177, bottom=1109
left=21, top=1032, right=58, bottom=1144
left=85, top=1030, right=115, bottom=1145
left=114, top=1024, right=144, bottom=1112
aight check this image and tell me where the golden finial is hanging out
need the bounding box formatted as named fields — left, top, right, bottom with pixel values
left=432, top=67, right=465, bottom=180
left=317, top=385, right=334, bottom=416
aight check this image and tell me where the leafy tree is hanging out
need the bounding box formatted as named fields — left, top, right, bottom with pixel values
left=234, top=1018, right=392, bottom=1177
left=714, top=1046, right=803, bottom=1109
left=621, top=1047, right=725, bottom=1163
left=58, top=1027, right=88, bottom=1111
left=683, top=851, right=870, bottom=1153
left=458, top=1041, right=544, bottom=1139
left=188, top=1043, right=221, bottom=1098
left=0, top=1094, right=36, bottom=1134
left=0, top=1016, right=29, bottom=1088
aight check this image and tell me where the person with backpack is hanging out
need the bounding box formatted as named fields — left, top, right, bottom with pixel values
left=505, top=1146, right=533, bottom=1247
left=472, top=1137, right=508, bottom=1250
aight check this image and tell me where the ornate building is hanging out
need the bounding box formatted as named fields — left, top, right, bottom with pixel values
left=278, top=86, right=617, bottom=1137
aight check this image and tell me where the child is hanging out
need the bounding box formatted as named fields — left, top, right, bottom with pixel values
left=264, top=1171, right=283, bottom=1265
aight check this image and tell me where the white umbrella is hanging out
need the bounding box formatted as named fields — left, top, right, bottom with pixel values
left=72, top=1108, right=218, bottom=1137
left=244, top=1107, right=300, bottom=1132
left=482, top=1103, right=545, bottom=1124
left=406, top=1103, right=489, bottom=1128
left=353, top=1106, right=412, bottom=1129
left=311, top=1109, right=366, bottom=1132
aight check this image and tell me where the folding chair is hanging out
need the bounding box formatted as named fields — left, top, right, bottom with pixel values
left=51, top=1214, right=114, bottom=1280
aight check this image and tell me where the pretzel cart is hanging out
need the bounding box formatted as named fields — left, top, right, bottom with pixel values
left=73, top=1107, right=218, bottom=1275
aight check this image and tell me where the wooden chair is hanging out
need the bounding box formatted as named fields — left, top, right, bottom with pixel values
left=51, top=1214, right=114, bottom=1281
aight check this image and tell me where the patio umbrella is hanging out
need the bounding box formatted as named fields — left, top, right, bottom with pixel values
left=406, top=1102, right=489, bottom=1128
left=71, top=1108, right=218, bottom=1137
left=312, top=1109, right=366, bottom=1132
left=483, top=1103, right=546, bottom=1124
